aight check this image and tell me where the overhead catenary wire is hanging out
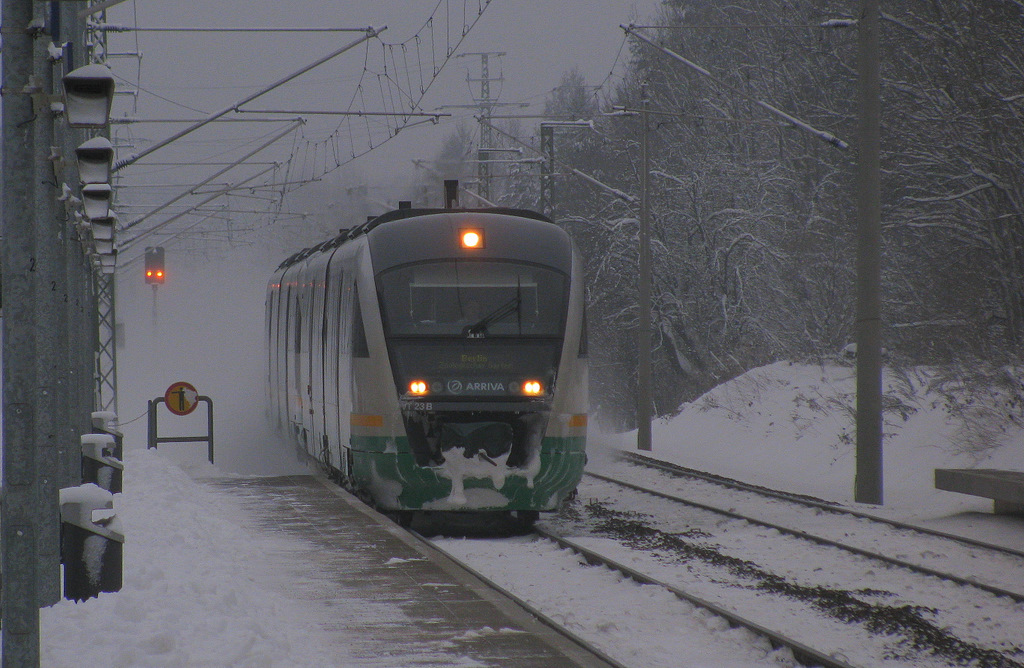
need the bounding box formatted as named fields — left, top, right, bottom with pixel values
left=478, top=118, right=638, bottom=205
left=119, top=164, right=277, bottom=249
left=91, top=25, right=375, bottom=33
left=628, top=22, right=857, bottom=30
left=110, top=117, right=304, bottom=124
left=114, top=1, right=496, bottom=232
left=121, top=120, right=300, bottom=232
left=116, top=211, right=224, bottom=272
left=277, top=0, right=495, bottom=190
left=235, top=109, right=449, bottom=119
left=113, top=27, right=384, bottom=172
left=622, top=24, right=849, bottom=151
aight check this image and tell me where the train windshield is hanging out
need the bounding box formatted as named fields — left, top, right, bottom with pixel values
left=377, top=260, right=567, bottom=338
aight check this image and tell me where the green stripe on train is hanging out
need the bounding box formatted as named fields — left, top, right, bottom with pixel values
left=348, top=435, right=586, bottom=510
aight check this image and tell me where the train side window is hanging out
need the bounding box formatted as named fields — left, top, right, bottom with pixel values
left=351, top=285, right=369, bottom=358
left=294, top=303, right=302, bottom=354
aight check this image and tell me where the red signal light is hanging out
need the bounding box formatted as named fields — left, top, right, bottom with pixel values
left=144, top=246, right=165, bottom=284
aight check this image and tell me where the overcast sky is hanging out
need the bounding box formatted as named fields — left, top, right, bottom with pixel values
left=104, top=0, right=662, bottom=201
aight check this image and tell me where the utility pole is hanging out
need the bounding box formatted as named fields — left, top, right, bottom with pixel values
left=537, top=120, right=595, bottom=218
left=637, top=82, right=653, bottom=451
left=33, top=1, right=64, bottom=607
left=600, top=90, right=655, bottom=451
left=2, top=0, right=42, bottom=663
left=855, top=0, right=883, bottom=504
left=602, top=91, right=655, bottom=451
left=463, top=52, right=503, bottom=201
left=452, top=52, right=529, bottom=202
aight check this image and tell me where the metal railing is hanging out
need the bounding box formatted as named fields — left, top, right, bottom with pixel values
left=147, top=396, right=215, bottom=464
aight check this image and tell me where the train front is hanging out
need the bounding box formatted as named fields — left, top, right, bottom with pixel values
left=356, top=211, right=587, bottom=515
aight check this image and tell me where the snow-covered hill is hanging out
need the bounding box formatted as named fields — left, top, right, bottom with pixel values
left=595, top=362, right=1024, bottom=535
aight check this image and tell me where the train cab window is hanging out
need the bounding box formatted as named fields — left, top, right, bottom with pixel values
left=377, top=260, right=567, bottom=338
left=351, top=286, right=370, bottom=358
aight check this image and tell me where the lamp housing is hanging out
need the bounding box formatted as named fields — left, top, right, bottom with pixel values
left=81, top=183, right=112, bottom=220
left=99, top=251, right=117, bottom=274
left=90, top=214, right=116, bottom=242
left=75, top=136, right=114, bottom=184
left=62, top=64, right=115, bottom=128
left=93, top=238, right=114, bottom=255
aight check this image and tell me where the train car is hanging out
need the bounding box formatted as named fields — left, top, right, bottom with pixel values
left=265, top=199, right=588, bottom=525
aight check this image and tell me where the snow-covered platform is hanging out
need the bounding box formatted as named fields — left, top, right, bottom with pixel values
left=203, top=474, right=611, bottom=667
left=935, top=468, right=1024, bottom=516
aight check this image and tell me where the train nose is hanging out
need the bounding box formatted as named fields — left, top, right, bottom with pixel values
left=439, top=422, right=513, bottom=461
left=402, top=408, right=548, bottom=468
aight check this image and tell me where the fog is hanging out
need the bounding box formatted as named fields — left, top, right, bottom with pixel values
left=105, top=0, right=659, bottom=189
left=107, top=1, right=660, bottom=473
left=114, top=242, right=297, bottom=474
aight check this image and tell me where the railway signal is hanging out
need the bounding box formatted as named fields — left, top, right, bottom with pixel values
left=144, top=246, right=165, bottom=284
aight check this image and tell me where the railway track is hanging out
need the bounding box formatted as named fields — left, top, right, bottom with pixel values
left=601, top=451, right=1024, bottom=602
left=428, top=530, right=843, bottom=667
left=531, top=526, right=857, bottom=668
left=620, top=450, right=1024, bottom=560
left=427, top=454, right=1024, bottom=668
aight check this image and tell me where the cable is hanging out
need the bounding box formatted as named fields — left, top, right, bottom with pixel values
left=111, top=71, right=208, bottom=115
left=113, top=408, right=149, bottom=426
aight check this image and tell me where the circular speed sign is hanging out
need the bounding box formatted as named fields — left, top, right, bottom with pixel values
left=164, top=381, right=199, bottom=416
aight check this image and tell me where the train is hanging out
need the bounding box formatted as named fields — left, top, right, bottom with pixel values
left=265, top=190, right=588, bottom=527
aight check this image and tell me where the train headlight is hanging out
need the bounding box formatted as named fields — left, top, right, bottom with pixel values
left=460, top=228, right=485, bottom=249
left=408, top=380, right=429, bottom=395
left=521, top=380, right=543, bottom=396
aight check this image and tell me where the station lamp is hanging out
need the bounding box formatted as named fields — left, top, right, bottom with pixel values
left=75, top=136, right=114, bottom=185
left=62, top=64, right=116, bottom=129
left=90, top=214, right=116, bottom=256
left=81, top=183, right=112, bottom=220
left=95, top=249, right=117, bottom=274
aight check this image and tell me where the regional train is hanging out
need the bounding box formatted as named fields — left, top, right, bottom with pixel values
left=265, top=189, right=588, bottom=526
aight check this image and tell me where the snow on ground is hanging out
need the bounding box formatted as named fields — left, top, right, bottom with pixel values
left=593, top=361, right=1024, bottom=550
left=5, top=362, right=1023, bottom=666
left=435, top=535, right=802, bottom=668
left=34, top=449, right=350, bottom=668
